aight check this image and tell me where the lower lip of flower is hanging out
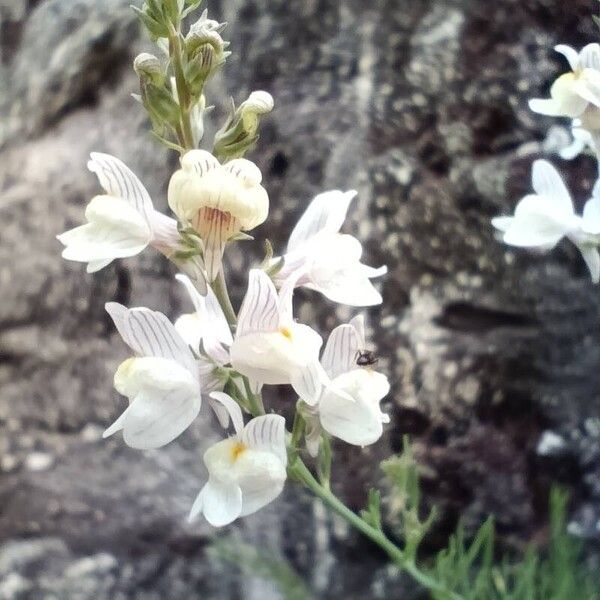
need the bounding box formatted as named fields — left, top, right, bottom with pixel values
left=279, top=327, right=293, bottom=340
left=231, top=441, right=247, bottom=461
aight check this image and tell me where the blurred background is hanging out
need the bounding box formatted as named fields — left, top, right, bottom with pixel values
left=1, top=0, right=600, bottom=598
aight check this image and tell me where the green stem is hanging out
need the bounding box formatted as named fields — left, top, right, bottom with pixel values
left=168, top=23, right=195, bottom=151
left=243, top=377, right=265, bottom=416
left=211, top=270, right=237, bottom=329
left=288, top=456, right=464, bottom=600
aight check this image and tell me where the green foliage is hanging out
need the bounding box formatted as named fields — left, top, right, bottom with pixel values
left=209, top=538, right=316, bottom=600
left=379, top=436, right=437, bottom=561
left=429, top=488, right=598, bottom=600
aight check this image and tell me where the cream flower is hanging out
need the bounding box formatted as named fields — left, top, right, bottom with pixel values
left=529, top=44, right=600, bottom=119
left=189, top=392, right=287, bottom=527
left=492, top=160, right=600, bottom=283
left=317, top=315, right=390, bottom=447
left=58, top=153, right=206, bottom=290
left=272, top=190, right=386, bottom=306
left=168, top=150, right=269, bottom=281
left=103, top=302, right=203, bottom=449
left=229, top=269, right=327, bottom=405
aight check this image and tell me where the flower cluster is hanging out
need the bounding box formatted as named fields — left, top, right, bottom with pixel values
left=59, top=76, right=388, bottom=526
left=493, top=43, right=600, bottom=282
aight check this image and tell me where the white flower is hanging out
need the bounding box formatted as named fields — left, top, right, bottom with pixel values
left=559, top=121, right=596, bottom=160
left=229, top=269, right=327, bottom=405
left=492, top=160, right=600, bottom=283
left=58, top=153, right=206, bottom=290
left=168, top=150, right=269, bottom=281
left=189, top=392, right=287, bottom=526
left=103, top=302, right=202, bottom=449
left=174, top=273, right=232, bottom=366
left=272, top=190, right=387, bottom=306
left=317, top=315, right=390, bottom=447
left=173, top=273, right=233, bottom=418
left=529, top=44, right=600, bottom=119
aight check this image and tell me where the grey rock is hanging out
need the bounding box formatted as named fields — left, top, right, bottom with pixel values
left=1, top=0, right=600, bottom=598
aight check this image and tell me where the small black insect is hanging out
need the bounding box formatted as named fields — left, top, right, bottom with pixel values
left=355, top=349, right=378, bottom=367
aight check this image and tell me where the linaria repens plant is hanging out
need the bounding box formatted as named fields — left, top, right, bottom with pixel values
left=493, top=41, right=600, bottom=280
left=58, top=1, right=598, bottom=598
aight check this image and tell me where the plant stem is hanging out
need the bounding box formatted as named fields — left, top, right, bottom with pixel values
left=288, top=456, right=464, bottom=600
left=211, top=269, right=237, bottom=328
left=168, top=22, right=195, bottom=151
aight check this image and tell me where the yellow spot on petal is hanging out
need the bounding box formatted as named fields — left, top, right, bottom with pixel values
left=230, top=441, right=247, bottom=461
left=279, top=326, right=293, bottom=340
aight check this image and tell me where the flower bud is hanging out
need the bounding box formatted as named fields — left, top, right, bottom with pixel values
left=144, top=84, right=181, bottom=126
left=133, top=53, right=164, bottom=86
left=213, top=91, right=274, bottom=161
left=239, top=91, right=274, bottom=134
left=185, top=10, right=229, bottom=87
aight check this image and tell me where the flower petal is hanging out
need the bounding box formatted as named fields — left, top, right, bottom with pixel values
left=491, top=216, right=514, bottom=233
left=287, top=190, right=357, bottom=252
left=105, top=303, right=197, bottom=374
left=57, top=196, right=151, bottom=263
left=180, top=149, right=221, bottom=177
left=320, top=390, right=384, bottom=446
left=572, top=76, right=600, bottom=108
left=290, top=360, right=329, bottom=407
left=237, top=454, right=286, bottom=517
left=223, top=158, right=263, bottom=186
left=321, top=323, right=363, bottom=379
left=574, top=242, right=600, bottom=283
left=176, top=273, right=232, bottom=363
left=554, top=44, right=580, bottom=71
left=209, top=391, right=244, bottom=434
left=530, top=160, right=573, bottom=215
left=189, top=479, right=242, bottom=526
left=528, top=98, right=566, bottom=116
left=583, top=194, right=600, bottom=235
left=116, top=386, right=201, bottom=449
left=240, top=414, right=287, bottom=466
left=307, top=269, right=384, bottom=306
left=88, top=153, right=153, bottom=222
left=579, top=43, right=600, bottom=71
left=192, top=207, right=239, bottom=282
left=237, top=269, right=279, bottom=336
left=319, top=370, right=389, bottom=446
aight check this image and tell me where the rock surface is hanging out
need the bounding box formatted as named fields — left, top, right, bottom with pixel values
left=1, top=0, right=600, bottom=597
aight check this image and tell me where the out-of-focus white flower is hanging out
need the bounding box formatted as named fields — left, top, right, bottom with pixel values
left=317, top=315, right=390, bottom=447
left=103, top=302, right=202, bottom=449
left=272, top=191, right=387, bottom=306
left=544, top=121, right=597, bottom=160
left=58, top=153, right=206, bottom=290
left=529, top=44, right=600, bottom=119
left=189, top=392, right=287, bottom=526
left=229, top=269, right=327, bottom=405
left=560, top=121, right=596, bottom=160
left=492, top=160, right=600, bottom=283
left=168, top=150, right=269, bottom=281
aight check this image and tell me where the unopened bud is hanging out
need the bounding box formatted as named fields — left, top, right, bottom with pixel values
left=239, top=91, right=274, bottom=134
left=185, top=10, right=229, bottom=87
left=144, top=84, right=181, bottom=126
left=213, top=91, right=274, bottom=161
left=133, top=53, right=164, bottom=86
